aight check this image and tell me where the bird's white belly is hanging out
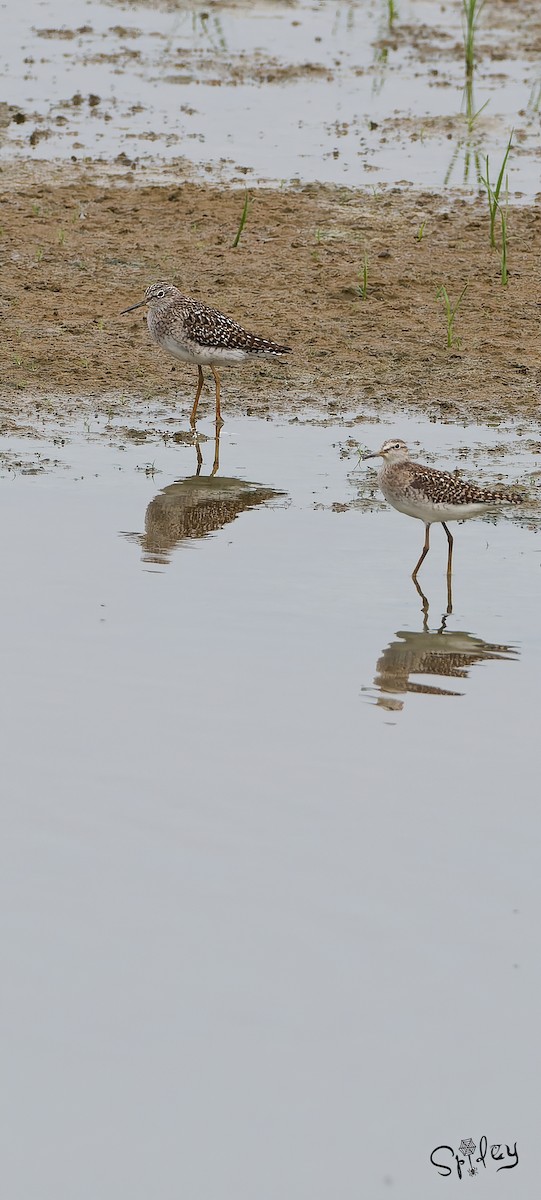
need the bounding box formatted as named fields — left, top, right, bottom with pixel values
left=161, top=336, right=247, bottom=367
left=386, top=492, right=491, bottom=523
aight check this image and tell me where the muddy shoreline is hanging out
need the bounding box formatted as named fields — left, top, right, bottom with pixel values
left=1, top=171, right=540, bottom=438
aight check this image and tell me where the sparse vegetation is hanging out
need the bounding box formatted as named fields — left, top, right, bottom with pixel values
left=462, top=0, right=485, bottom=79
left=232, top=191, right=251, bottom=248
left=357, top=254, right=369, bottom=299
left=135, top=461, right=160, bottom=477
left=481, top=133, right=513, bottom=247
left=464, top=77, right=489, bottom=133
left=436, top=283, right=469, bottom=348
left=500, top=182, right=509, bottom=286
left=386, top=0, right=398, bottom=29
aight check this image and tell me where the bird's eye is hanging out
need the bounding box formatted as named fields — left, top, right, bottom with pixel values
left=156, top=289, right=165, bottom=298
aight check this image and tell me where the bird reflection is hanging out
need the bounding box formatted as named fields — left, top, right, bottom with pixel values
left=368, top=585, right=518, bottom=711
left=128, top=428, right=284, bottom=565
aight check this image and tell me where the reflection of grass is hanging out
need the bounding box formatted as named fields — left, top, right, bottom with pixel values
left=526, top=78, right=541, bottom=115
left=444, top=77, right=488, bottom=186
left=331, top=4, right=356, bottom=37
left=372, top=45, right=388, bottom=96
left=193, top=11, right=227, bottom=53
left=464, top=77, right=489, bottom=133
left=444, top=136, right=483, bottom=188
left=436, top=283, right=468, bottom=348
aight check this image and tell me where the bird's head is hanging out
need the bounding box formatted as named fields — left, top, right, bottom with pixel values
left=364, top=438, right=410, bottom=464
left=121, top=280, right=179, bottom=315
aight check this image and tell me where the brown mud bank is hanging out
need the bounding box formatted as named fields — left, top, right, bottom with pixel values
left=1, top=170, right=540, bottom=436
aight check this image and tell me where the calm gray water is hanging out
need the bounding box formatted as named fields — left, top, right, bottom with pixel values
left=1, top=412, right=539, bottom=1197
left=2, top=0, right=539, bottom=195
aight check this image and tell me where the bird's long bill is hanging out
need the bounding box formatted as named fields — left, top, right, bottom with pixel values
left=120, top=299, right=146, bottom=314
left=363, top=451, right=380, bottom=460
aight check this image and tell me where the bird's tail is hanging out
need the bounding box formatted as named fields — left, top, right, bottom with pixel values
left=244, top=333, right=292, bottom=356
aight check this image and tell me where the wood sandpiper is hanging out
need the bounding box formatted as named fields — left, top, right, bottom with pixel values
left=121, top=280, right=292, bottom=428
left=364, top=438, right=523, bottom=580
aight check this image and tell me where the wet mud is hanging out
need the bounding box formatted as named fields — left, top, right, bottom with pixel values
left=2, top=174, right=541, bottom=439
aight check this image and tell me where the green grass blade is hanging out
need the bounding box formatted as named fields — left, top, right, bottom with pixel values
left=232, top=191, right=250, bottom=249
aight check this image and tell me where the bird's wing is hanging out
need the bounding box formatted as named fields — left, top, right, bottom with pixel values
left=408, top=465, right=498, bottom=505
left=180, top=302, right=254, bottom=351
left=407, top=466, right=446, bottom=495
left=179, top=300, right=291, bottom=354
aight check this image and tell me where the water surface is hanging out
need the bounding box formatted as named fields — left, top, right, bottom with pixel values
left=1, top=411, right=539, bottom=1197
left=2, top=0, right=540, bottom=194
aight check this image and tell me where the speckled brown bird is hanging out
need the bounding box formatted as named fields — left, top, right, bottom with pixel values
left=363, top=438, right=524, bottom=579
left=121, top=280, right=292, bottom=427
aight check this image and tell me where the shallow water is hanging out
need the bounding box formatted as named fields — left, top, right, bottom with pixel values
left=2, top=0, right=540, bottom=195
left=1, top=410, right=539, bottom=1196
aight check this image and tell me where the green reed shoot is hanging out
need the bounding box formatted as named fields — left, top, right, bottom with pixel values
left=463, top=0, right=484, bottom=78
left=232, top=191, right=251, bottom=248
left=416, top=221, right=426, bottom=241
left=357, top=254, right=369, bottom=299
left=464, top=76, right=489, bottom=133
left=480, top=132, right=513, bottom=247
left=436, top=282, right=468, bottom=348
left=387, top=0, right=398, bottom=28
left=500, top=176, right=509, bottom=286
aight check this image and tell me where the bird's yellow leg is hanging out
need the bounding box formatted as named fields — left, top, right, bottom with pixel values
left=442, top=522, right=454, bottom=578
